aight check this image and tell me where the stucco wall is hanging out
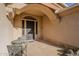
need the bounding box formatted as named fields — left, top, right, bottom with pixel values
left=13, top=16, right=22, bottom=40
left=42, top=12, right=79, bottom=48
left=0, top=4, right=14, bottom=55
left=0, top=4, right=22, bottom=56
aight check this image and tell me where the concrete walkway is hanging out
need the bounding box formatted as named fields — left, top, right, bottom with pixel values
left=24, top=41, right=60, bottom=56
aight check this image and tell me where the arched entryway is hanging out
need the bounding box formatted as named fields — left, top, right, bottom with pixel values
left=14, top=4, right=59, bottom=41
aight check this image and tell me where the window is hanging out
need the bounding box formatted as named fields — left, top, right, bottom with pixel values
left=64, top=3, right=78, bottom=7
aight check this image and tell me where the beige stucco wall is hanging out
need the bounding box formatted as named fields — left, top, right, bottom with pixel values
left=13, top=15, right=22, bottom=40
left=0, top=4, right=14, bottom=55
left=42, top=12, right=79, bottom=48
left=0, top=4, right=22, bottom=56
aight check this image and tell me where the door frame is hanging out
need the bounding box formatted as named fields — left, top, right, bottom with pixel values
left=22, top=19, right=38, bottom=40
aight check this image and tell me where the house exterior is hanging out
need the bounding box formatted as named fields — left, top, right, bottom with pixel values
left=0, top=3, right=79, bottom=56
